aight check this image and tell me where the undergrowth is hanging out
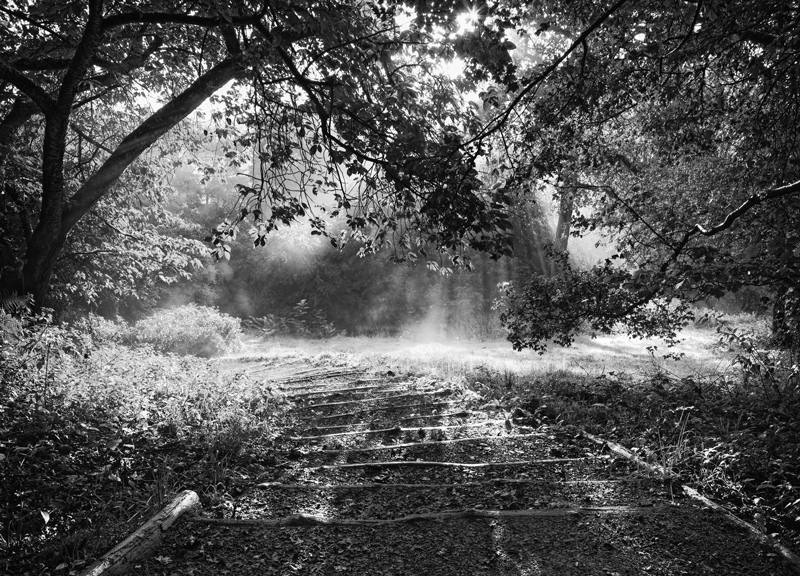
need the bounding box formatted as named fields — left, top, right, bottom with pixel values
left=453, top=318, right=800, bottom=551
left=0, top=310, right=283, bottom=575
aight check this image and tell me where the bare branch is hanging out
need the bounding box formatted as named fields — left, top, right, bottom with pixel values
left=70, top=122, right=113, bottom=154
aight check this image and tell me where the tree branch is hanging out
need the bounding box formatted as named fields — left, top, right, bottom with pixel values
left=62, top=57, right=244, bottom=230
left=70, top=122, right=113, bottom=154
left=665, top=179, right=800, bottom=269
left=55, top=0, right=105, bottom=116
left=102, top=11, right=259, bottom=31
left=0, top=62, right=55, bottom=113
left=466, top=0, right=631, bottom=146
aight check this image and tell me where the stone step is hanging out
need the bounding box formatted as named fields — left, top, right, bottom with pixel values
left=289, top=434, right=593, bottom=465
left=278, top=454, right=648, bottom=485
left=245, top=477, right=676, bottom=520
left=291, top=389, right=456, bottom=412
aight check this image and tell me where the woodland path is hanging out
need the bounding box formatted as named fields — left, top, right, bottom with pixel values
left=141, top=365, right=797, bottom=576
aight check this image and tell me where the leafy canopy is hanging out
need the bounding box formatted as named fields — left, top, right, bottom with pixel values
left=0, top=0, right=517, bottom=306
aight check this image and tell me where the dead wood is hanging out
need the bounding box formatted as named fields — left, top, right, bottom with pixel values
left=248, top=367, right=363, bottom=382
left=284, top=384, right=406, bottom=398
left=583, top=431, right=672, bottom=478
left=189, top=505, right=659, bottom=528
left=311, top=402, right=459, bottom=422
left=256, top=478, right=635, bottom=490
left=308, top=457, right=588, bottom=470
left=78, top=490, right=199, bottom=576
left=683, top=486, right=800, bottom=573
left=277, top=376, right=390, bottom=390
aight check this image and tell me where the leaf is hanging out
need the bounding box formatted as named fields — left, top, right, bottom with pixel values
left=41, top=510, right=50, bottom=525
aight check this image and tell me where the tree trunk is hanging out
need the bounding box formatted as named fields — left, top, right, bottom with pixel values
left=551, top=187, right=574, bottom=276
left=9, top=58, right=243, bottom=308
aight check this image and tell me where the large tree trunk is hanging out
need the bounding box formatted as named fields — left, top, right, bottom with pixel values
left=8, top=58, right=243, bottom=308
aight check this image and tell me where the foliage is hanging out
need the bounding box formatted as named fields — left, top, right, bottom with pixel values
left=128, top=304, right=241, bottom=357
left=466, top=0, right=800, bottom=349
left=1, top=314, right=285, bottom=575
left=453, top=338, right=800, bottom=549
left=0, top=0, right=516, bottom=308
left=495, top=255, right=694, bottom=352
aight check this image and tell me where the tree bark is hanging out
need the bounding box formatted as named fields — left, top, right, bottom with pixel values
left=78, top=490, right=199, bottom=576
left=14, top=58, right=243, bottom=307
left=551, top=182, right=574, bottom=277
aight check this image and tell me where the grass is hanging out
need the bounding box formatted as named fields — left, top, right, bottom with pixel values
left=266, top=324, right=737, bottom=381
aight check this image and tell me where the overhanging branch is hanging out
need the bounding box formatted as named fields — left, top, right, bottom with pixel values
left=466, top=0, right=631, bottom=146
left=62, top=57, right=244, bottom=230
left=665, top=179, right=800, bottom=270
left=0, top=62, right=55, bottom=113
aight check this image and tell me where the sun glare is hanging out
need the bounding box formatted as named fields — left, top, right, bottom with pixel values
left=456, top=6, right=481, bottom=34
left=395, top=5, right=414, bottom=32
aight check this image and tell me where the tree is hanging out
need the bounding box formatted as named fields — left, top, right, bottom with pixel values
left=468, top=0, right=800, bottom=349
left=0, top=0, right=515, bottom=308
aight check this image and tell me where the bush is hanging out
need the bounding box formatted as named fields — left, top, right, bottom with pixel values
left=131, top=305, right=242, bottom=357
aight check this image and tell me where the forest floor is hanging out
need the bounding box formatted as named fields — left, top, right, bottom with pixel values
left=6, top=320, right=800, bottom=575
left=137, top=335, right=796, bottom=576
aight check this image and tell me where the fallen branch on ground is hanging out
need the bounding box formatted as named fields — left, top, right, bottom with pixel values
left=308, top=457, right=590, bottom=470
left=78, top=491, right=199, bottom=576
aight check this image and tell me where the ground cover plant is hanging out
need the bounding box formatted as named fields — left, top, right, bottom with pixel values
left=0, top=308, right=296, bottom=575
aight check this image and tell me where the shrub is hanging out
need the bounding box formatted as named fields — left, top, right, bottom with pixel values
left=131, top=304, right=242, bottom=357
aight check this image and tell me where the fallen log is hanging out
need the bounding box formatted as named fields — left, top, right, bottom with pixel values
left=582, top=431, right=672, bottom=479
left=77, top=490, right=199, bottom=576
